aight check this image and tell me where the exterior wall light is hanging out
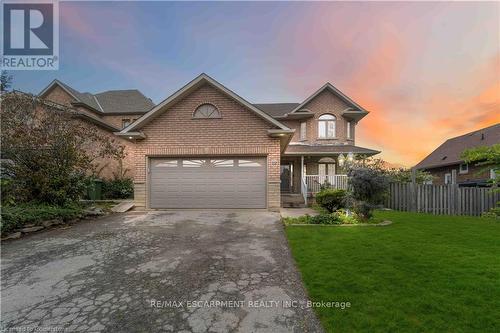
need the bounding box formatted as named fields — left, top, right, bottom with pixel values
left=347, top=152, right=354, bottom=162
left=338, top=153, right=345, bottom=167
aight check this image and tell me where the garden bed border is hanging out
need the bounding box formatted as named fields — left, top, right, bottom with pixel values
left=287, top=220, right=393, bottom=227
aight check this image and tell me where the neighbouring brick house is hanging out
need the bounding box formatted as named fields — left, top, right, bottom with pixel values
left=415, top=124, right=500, bottom=186
left=42, top=73, right=380, bottom=209
left=40, top=80, right=154, bottom=179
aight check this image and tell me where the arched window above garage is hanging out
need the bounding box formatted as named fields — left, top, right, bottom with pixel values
left=193, top=104, right=221, bottom=119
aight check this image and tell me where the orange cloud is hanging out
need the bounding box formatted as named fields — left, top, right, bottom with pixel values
left=346, top=35, right=499, bottom=167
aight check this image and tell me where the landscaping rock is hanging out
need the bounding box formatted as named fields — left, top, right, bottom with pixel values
left=84, top=207, right=104, bottom=217
left=42, top=219, right=61, bottom=227
left=376, top=220, right=393, bottom=226
left=1, top=232, right=21, bottom=240
left=20, top=226, right=44, bottom=233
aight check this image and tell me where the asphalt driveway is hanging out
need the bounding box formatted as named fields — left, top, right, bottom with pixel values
left=1, top=210, right=322, bottom=332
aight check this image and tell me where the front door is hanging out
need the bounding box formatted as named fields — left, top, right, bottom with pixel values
left=280, top=163, right=293, bottom=192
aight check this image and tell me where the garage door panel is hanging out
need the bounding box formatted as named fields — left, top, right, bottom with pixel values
left=149, top=157, right=266, bottom=209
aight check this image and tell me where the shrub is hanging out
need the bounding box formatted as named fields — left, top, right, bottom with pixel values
left=348, top=168, right=390, bottom=204
left=336, top=209, right=360, bottom=224
left=315, top=189, right=347, bottom=213
left=348, top=167, right=390, bottom=218
left=102, top=178, right=134, bottom=199
left=352, top=201, right=374, bottom=220
left=309, top=213, right=341, bottom=225
left=0, top=204, right=84, bottom=234
left=481, top=202, right=500, bottom=219
left=282, top=215, right=312, bottom=225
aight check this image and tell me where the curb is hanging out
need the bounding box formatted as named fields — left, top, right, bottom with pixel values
left=287, top=220, right=393, bottom=227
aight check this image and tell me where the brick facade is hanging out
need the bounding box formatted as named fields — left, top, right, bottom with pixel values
left=283, top=90, right=355, bottom=145
left=426, top=164, right=492, bottom=185
left=103, top=115, right=142, bottom=129
left=43, top=86, right=136, bottom=179
left=42, top=78, right=377, bottom=208
left=132, top=84, right=282, bottom=209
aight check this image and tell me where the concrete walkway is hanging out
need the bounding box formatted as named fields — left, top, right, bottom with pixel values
left=280, top=208, right=319, bottom=218
left=1, top=210, right=323, bottom=332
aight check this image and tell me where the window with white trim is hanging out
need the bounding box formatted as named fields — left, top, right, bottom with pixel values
left=300, top=122, right=307, bottom=141
left=459, top=163, right=468, bottom=174
left=444, top=173, right=452, bottom=184
left=122, top=119, right=131, bottom=128
left=193, top=104, right=221, bottom=119
left=491, top=169, right=497, bottom=179
left=318, top=114, right=336, bottom=138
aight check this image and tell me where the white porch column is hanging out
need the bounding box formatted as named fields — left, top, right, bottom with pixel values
left=301, top=155, right=304, bottom=177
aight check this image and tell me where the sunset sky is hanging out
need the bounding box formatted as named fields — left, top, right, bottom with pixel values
left=12, top=1, right=500, bottom=167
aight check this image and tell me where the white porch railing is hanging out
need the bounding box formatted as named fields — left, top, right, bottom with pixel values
left=305, top=175, right=349, bottom=193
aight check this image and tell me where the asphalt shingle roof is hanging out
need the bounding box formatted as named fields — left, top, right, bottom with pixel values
left=253, top=103, right=300, bottom=117
left=49, top=80, right=154, bottom=114
left=415, top=123, right=500, bottom=169
left=284, top=144, right=380, bottom=155
left=95, top=90, right=154, bottom=114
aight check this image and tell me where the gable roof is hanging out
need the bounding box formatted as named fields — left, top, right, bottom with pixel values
left=39, top=80, right=154, bottom=115
left=9, top=90, right=121, bottom=132
left=290, top=83, right=369, bottom=120
left=121, top=73, right=291, bottom=133
left=415, top=123, right=500, bottom=170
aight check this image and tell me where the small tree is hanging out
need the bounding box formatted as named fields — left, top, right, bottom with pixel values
left=0, top=70, right=13, bottom=93
left=387, top=168, right=433, bottom=184
left=461, top=144, right=499, bottom=188
left=0, top=92, right=125, bottom=206
left=348, top=167, right=390, bottom=219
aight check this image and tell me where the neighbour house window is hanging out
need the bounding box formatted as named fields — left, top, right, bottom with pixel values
left=347, top=121, right=354, bottom=139
left=444, top=173, right=452, bottom=184
left=300, top=122, right=307, bottom=141
left=459, top=163, right=468, bottom=174
left=318, top=114, right=336, bottom=138
left=491, top=169, right=497, bottom=180
left=122, top=119, right=131, bottom=128
left=193, top=104, right=221, bottom=118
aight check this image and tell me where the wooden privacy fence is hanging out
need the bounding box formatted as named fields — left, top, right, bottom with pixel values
left=387, top=183, right=499, bottom=216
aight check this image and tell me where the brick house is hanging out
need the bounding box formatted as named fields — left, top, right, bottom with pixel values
left=415, top=124, right=499, bottom=186
left=42, top=73, right=380, bottom=209
left=39, top=80, right=154, bottom=179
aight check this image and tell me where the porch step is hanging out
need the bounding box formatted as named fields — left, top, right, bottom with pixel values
left=281, top=194, right=306, bottom=208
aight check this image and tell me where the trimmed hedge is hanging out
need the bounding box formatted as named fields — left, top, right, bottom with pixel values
left=315, top=189, right=347, bottom=213
left=0, top=204, right=84, bottom=234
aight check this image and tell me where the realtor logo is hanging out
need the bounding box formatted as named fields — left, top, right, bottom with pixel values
left=1, top=0, right=59, bottom=70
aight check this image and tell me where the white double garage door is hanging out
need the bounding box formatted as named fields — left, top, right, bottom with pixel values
left=149, top=157, right=267, bottom=209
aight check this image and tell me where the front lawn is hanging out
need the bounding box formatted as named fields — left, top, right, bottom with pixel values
left=286, top=211, right=500, bottom=332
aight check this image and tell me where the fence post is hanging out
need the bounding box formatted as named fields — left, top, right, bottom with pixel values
left=410, top=168, right=417, bottom=212
left=451, top=169, right=458, bottom=215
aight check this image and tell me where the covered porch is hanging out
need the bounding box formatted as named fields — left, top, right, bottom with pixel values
left=280, top=155, right=350, bottom=195
left=280, top=144, right=380, bottom=206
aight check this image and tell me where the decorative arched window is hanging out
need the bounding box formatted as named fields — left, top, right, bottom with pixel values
left=193, top=104, right=221, bottom=119
left=318, top=114, right=336, bottom=138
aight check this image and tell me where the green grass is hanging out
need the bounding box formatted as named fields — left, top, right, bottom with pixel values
left=286, top=211, right=500, bottom=332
